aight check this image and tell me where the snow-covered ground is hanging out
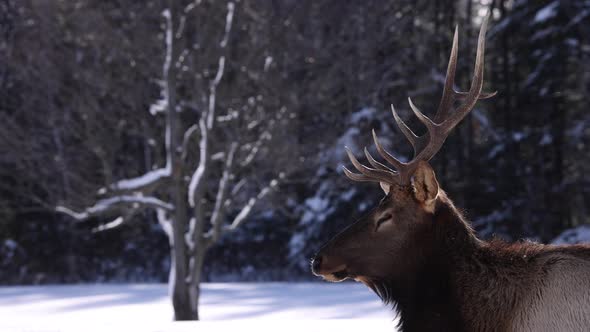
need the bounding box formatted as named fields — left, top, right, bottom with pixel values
left=0, top=282, right=396, bottom=332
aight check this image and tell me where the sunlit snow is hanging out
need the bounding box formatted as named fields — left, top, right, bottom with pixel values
left=0, top=282, right=395, bottom=332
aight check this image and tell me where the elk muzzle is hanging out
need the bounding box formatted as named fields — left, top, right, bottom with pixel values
left=311, top=251, right=350, bottom=282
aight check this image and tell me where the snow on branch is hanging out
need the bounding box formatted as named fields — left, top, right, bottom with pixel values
left=184, top=0, right=202, bottom=14
left=220, top=2, right=235, bottom=48
left=188, top=2, right=235, bottom=208
left=98, top=167, right=171, bottom=194
left=56, top=195, right=174, bottom=221
left=162, top=9, right=173, bottom=86
left=206, top=143, right=238, bottom=244
left=177, top=0, right=202, bottom=38
left=182, top=124, right=200, bottom=159
left=224, top=178, right=279, bottom=232
left=149, top=9, right=174, bottom=116
left=88, top=206, right=164, bottom=234
left=188, top=119, right=208, bottom=208
left=206, top=56, right=225, bottom=129
left=241, top=131, right=271, bottom=167
left=205, top=2, right=233, bottom=129
left=156, top=208, right=173, bottom=240
left=92, top=216, right=125, bottom=233
left=149, top=98, right=167, bottom=116
left=241, top=106, right=285, bottom=167
left=91, top=206, right=150, bottom=233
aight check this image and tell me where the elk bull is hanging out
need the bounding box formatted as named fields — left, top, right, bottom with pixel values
left=311, top=15, right=590, bottom=332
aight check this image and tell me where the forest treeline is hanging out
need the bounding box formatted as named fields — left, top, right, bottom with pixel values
left=1, top=0, right=589, bottom=284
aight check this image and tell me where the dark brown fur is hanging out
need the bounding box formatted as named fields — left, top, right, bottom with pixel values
left=313, top=186, right=590, bottom=332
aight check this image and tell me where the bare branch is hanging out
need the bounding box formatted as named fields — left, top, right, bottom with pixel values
left=206, top=56, right=225, bottom=129
left=177, top=0, right=202, bottom=38
left=224, top=178, right=279, bottom=232
left=240, top=107, right=284, bottom=167
left=188, top=118, right=208, bottom=208
left=207, top=143, right=238, bottom=245
left=157, top=208, right=173, bottom=240
left=98, top=167, right=171, bottom=195
left=231, top=178, right=246, bottom=196
left=219, top=2, right=235, bottom=48
left=162, top=8, right=175, bottom=169
left=211, top=151, right=226, bottom=161
left=184, top=0, right=201, bottom=13
left=240, top=131, right=271, bottom=167
left=92, top=216, right=125, bottom=233
left=205, top=2, right=234, bottom=128
left=149, top=98, right=167, bottom=116
left=56, top=195, right=174, bottom=221
left=149, top=9, right=175, bottom=117
left=186, top=217, right=197, bottom=252
left=182, top=124, right=200, bottom=160
left=174, top=49, right=190, bottom=69
left=162, top=9, right=173, bottom=85
left=188, top=2, right=235, bottom=207
left=91, top=205, right=149, bottom=233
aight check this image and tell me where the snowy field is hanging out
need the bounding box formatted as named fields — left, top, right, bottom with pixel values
left=0, top=282, right=396, bottom=332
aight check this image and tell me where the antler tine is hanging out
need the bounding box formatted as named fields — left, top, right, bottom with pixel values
left=434, top=25, right=459, bottom=123
left=364, top=147, right=396, bottom=173
left=345, top=147, right=397, bottom=184
left=398, top=14, right=491, bottom=183
left=414, top=14, right=489, bottom=160
left=390, top=105, right=419, bottom=155
left=342, top=166, right=377, bottom=183
left=342, top=16, right=493, bottom=187
left=371, top=129, right=405, bottom=170
left=408, top=98, right=436, bottom=131
left=455, top=90, right=497, bottom=100
left=441, top=14, right=489, bottom=134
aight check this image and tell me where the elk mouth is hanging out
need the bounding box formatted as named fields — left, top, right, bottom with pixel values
left=321, top=268, right=353, bottom=282
left=311, top=255, right=353, bottom=282
left=331, top=269, right=350, bottom=281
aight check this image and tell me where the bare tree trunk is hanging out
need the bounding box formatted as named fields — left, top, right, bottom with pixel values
left=189, top=244, right=206, bottom=319
left=163, top=2, right=193, bottom=320
left=168, top=239, right=190, bottom=320
left=170, top=199, right=192, bottom=320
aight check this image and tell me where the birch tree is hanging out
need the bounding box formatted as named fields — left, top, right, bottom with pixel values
left=55, top=1, right=280, bottom=320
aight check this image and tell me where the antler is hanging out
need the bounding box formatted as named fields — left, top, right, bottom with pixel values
left=343, top=15, right=495, bottom=186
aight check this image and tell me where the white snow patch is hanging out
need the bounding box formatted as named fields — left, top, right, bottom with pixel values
left=335, top=128, right=361, bottom=154
left=3, top=239, right=17, bottom=250
left=0, top=283, right=395, bottom=332
left=539, top=133, right=552, bottom=146
left=567, top=121, right=588, bottom=139
left=487, top=143, right=505, bottom=159
left=552, top=225, right=590, bottom=245
left=341, top=187, right=357, bottom=201
left=305, top=196, right=330, bottom=213
left=534, top=1, right=558, bottom=23
left=512, top=132, right=525, bottom=142
left=349, top=107, right=377, bottom=123
left=289, top=183, right=338, bottom=263
left=149, top=98, right=168, bottom=115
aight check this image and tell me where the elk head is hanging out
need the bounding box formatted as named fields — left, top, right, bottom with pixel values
left=311, top=17, right=495, bottom=292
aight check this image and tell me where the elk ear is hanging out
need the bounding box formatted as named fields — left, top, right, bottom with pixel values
left=379, top=182, right=391, bottom=195
left=411, top=161, right=439, bottom=212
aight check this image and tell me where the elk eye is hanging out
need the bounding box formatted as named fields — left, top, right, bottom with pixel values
left=376, top=214, right=392, bottom=230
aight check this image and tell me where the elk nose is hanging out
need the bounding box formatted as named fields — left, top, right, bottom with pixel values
left=311, top=255, right=323, bottom=275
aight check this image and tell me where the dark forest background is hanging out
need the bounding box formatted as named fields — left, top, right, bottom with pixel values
left=1, top=0, right=589, bottom=284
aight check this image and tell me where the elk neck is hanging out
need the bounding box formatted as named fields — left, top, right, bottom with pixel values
left=377, top=191, right=483, bottom=332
